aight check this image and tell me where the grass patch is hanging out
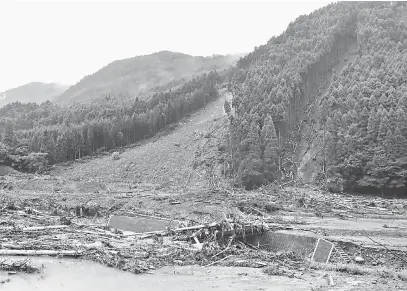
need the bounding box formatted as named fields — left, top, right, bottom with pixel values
left=0, top=258, right=41, bottom=274
left=263, top=264, right=287, bottom=276
left=310, top=261, right=406, bottom=281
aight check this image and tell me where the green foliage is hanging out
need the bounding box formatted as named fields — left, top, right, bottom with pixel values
left=0, top=71, right=223, bottom=172
left=2, top=123, right=14, bottom=146
left=0, top=142, right=7, bottom=163
left=55, top=51, right=239, bottom=105
left=261, top=115, right=279, bottom=181
left=228, top=2, right=407, bottom=195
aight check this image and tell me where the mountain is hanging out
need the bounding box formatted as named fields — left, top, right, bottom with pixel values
left=2, top=2, right=407, bottom=197
left=0, top=82, right=69, bottom=107
left=229, top=1, right=407, bottom=195
left=55, top=51, right=242, bottom=105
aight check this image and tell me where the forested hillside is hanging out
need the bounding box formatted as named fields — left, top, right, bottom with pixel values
left=55, top=51, right=239, bottom=105
left=228, top=1, right=407, bottom=195
left=0, top=71, right=223, bottom=172
left=2, top=2, right=407, bottom=197
left=0, top=82, right=69, bottom=107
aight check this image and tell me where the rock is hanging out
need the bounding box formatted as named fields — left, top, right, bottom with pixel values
left=323, top=274, right=335, bottom=286
left=59, top=216, right=72, bottom=225
left=378, top=259, right=386, bottom=265
left=354, top=256, right=364, bottom=263
left=392, top=204, right=404, bottom=210
left=85, top=241, right=104, bottom=250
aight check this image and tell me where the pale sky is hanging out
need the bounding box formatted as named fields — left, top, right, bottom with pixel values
left=0, top=0, right=332, bottom=92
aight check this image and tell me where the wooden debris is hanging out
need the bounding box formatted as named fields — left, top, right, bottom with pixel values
left=0, top=250, right=83, bottom=257
left=0, top=225, right=69, bottom=232
left=204, top=255, right=233, bottom=267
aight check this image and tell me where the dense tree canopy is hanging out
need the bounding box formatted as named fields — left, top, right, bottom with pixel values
left=0, top=71, right=223, bottom=172
left=228, top=1, right=407, bottom=195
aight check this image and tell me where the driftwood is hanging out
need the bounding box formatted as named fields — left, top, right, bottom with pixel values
left=0, top=249, right=82, bottom=257
left=121, top=211, right=183, bottom=223
left=173, top=222, right=218, bottom=232
left=1, top=243, right=25, bottom=250
left=23, top=208, right=49, bottom=216
left=76, top=229, right=122, bottom=239
left=0, top=225, right=69, bottom=232
left=123, top=220, right=271, bottom=238
left=211, top=235, right=234, bottom=258
left=204, top=254, right=233, bottom=267
left=120, top=223, right=220, bottom=237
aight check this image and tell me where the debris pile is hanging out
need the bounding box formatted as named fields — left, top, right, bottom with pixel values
left=1, top=187, right=406, bottom=285
left=0, top=201, right=305, bottom=276
left=0, top=258, right=41, bottom=274
left=246, top=186, right=407, bottom=217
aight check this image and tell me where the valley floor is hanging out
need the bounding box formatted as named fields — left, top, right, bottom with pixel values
left=1, top=92, right=407, bottom=290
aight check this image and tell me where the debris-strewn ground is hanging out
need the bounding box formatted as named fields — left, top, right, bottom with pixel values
left=1, top=185, right=406, bottom=290
left=1, top=92, right=407, bottom=290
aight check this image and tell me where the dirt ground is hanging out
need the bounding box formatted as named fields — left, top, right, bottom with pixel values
left=1, top=92, right=407, bottom=290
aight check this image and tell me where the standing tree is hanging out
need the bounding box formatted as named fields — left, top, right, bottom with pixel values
left=0, top=142, right=8, bottom=164
left=224, top=100, right=231, bottom=115
left=117, top=131, right=124, bottom=148
left=3, top=123, right=14, bottom=147
left=236, top=120, right=263, bottom=189
left=261, top=115, right=279, bottom=181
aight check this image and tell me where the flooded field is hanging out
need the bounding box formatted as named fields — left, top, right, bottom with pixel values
left=0, top=257, right=326, bottom=291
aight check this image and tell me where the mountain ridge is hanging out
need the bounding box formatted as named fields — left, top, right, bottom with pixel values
left=0, top=82, right=69, bottom=107
left=55, top=50, right=243, bottom=105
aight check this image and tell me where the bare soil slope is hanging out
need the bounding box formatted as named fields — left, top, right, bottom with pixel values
left=51, top=89, right=231, bottom=193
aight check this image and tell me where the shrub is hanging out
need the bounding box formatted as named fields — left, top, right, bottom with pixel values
left=327, top=173, right=344, bottom=193
left=112, top=152, right=120, bottom=160
left=218, top=144, right=227, bottom=152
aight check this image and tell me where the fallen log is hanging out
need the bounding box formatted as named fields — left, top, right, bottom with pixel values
left=123, top=222, right=220, bottom=237
left=121, top=211, right=182, bottom=223
left=204, top=254, right=233, bottom=267
left=0, top=250, right=83, bottom=257
left=0, top=225, right=69, bottom=232
left=173, top=222, right=219, bottom=232
left=1, top=243, right=24, bottom=250
left=23, top=225, right=69, bottom=231
left=76, top=230, right=122, bottom=239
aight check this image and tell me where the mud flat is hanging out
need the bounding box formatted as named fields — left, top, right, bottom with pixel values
left=0, top=257, right=323, bottom=291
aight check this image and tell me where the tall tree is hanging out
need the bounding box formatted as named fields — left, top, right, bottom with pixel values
left=260, top=115, right=279, bottom=181
left=2, top=123, right=14, bottom=147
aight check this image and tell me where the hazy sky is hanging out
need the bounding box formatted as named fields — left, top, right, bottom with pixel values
left=0, top=0, right=332, bottom=92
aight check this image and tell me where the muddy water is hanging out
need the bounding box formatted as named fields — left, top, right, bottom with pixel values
left=0, top=257, right=325, bottom=291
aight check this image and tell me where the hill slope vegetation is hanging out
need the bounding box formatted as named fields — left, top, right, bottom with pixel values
left=229, top=1, right=407, bottom=195
left=0, top=71, right=225, bottom=172
left=0, top=82, right=68, bottom=107
left=55, top=51, right=240, bottom=105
